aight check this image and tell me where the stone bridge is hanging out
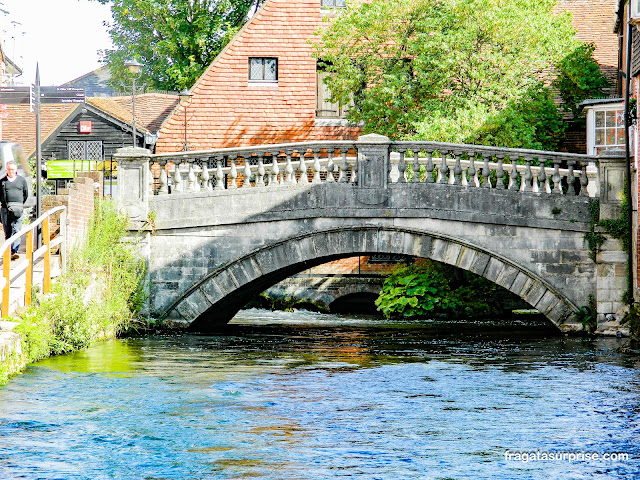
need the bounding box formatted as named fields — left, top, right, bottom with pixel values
left=116, top=134, right=629, bottom=335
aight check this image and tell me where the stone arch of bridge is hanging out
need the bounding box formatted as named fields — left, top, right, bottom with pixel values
left=162, top=226, right=578, bottom=332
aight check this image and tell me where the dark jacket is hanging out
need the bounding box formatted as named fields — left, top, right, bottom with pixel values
left=0, top=174, right=28, bottom=208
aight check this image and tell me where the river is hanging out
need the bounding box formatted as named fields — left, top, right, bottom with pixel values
left=0, top=309, right=639, bottom=479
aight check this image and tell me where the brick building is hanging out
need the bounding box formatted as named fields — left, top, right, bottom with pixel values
left=155, top=0, right=361, bottom=152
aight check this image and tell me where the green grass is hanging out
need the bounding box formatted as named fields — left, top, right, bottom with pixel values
left=3, top=198, right=146, bottom=376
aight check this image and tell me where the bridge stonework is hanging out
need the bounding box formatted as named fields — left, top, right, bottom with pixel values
left=116, top=136, right=629, bottom=335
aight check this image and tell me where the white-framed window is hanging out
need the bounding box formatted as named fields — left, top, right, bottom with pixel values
left=632, top=0, right=640, bottom=21
left=249, top=57, right=277, bottom=83
left=585, top=103, right=626, bottom=155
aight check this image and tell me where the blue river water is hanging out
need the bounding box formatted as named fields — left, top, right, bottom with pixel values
left=0, top=309, right=639, bottom=479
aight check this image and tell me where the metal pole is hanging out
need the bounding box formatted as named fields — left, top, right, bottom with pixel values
left=624, top=5, right=635, bottom=304
left=35, top=65, right=42, bottom=247
left=184, top=106, right=188, bottom=151
left=132, top=76, right=136, bottom=147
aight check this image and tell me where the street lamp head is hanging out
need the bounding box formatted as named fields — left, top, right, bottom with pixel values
left=179, top=88, right=193, bottom=105
left=125, top=59, right=144, bottom=75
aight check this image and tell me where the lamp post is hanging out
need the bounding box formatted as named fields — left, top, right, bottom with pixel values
left=179, top=88, right=193, bottom=151
left=125, top=59, right=143, bottom=147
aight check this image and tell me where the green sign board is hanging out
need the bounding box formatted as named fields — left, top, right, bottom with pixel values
left=46, top=160, right=113, bottom=179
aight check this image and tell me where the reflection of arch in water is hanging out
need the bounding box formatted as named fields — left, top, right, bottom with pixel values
left=162, top=226, right=578, bottom=332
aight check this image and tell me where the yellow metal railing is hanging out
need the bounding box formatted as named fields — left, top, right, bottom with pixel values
left=0, top=206, right=67, bottom=317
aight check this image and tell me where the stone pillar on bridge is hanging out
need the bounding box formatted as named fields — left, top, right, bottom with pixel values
left=114, top=146, right=153, bottom=317
left=597, top=150, right=626, bottom=220
left=595, top=150, right=629, bottom=333
left=115, top=146, right=152, bottom=228
left=356, top=133, right=391, bottom=205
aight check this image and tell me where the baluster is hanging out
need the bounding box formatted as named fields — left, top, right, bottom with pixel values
left=453, top=151, right=462, bottom=185
left=531, top=161, right=540, bottom=194
left=256, top=156, right=265, bottom=187
left=412, top=151, right=420, bottom=183
left=508, top=157, right=519, bottom=190
left=537, top=159, right=548, bottom=194
left=580, top=164, right=589, bottom=197
left=158, top=161, right=168, bottom=195
left=242, top=157, right=252, bottom=188
left=215, top=157, right=225, bottom=190
left=148, top=162, right=155, bottom=194
left=339, top=150, right=349, bottom=183
left=395, top=149, right=406, bottom=183
left=496, top=155, right=505, bottom=189
left=298, top=152, right=309, bottom=184
left=482, top=155, right=491, bottom=188
left=173, top=161, right=182, bottom=193
left=468, top=153, right=477, bottom=187
left=312, top=150, right=321, bottom=184
left=438, top=151, right=449, bottom=184
left=566, top=161, right=576, bottom=196
left=520, top=157, right=532, bottom=192
left=285, top=151, right=295, bottom=185
left=350, top=154, right=358, bottom=183
left=552, top=161, right=563, bottom=194
left=460, top=153, right=469, bottom=187
left=201, top=160, right=211, bottom=191
left=425, top=151, right=434, bottom=183
left=326, top=151, right=335, bottom=182
left=271, top=155, right=280, bottom=186
left=229, top=157, right=238, bottom=189
left=187, top=162, right=198, bottom=192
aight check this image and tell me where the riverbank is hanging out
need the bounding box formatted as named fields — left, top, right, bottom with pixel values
left=0, top=200, right=145, bottom=385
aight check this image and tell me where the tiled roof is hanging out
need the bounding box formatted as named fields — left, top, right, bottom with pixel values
left=0, top=93, right=177, bottom=158
left=0, top=103, right=78, bottom=158
left=106, top=93, right=179, bottom=133
left=156, top=0, right=361, bottom=153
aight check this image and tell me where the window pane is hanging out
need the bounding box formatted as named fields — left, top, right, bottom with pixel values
left=606, top=128, right=616, bottom=145
left=595, top=130, right=604, bottom=145
left=605, top=110, right=615, bottom=127
left=617, top=128, right=626, bottom=145
left=264, top=59, right=277, bottom=80
left=595, top=111, right=604, bottom=128
left=614, top=110, right=624, bottom=127
left=250, top=58, right=263, bottom=80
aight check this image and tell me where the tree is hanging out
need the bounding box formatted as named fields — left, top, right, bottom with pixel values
left=93, top=0, right=263, bottom=91
left=314, top=0, right=604, bottom=149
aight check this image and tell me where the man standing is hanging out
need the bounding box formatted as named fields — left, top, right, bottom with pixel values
left=0, top=161, right=28, bottom=260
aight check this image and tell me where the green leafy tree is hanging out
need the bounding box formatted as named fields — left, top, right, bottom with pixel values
left=552, top=43, right=610, bottom=121
left=375, top=261, right=511, bottom=319
left=93, top=0, right=263, bottom=91
left=314, top=0, right=598, bottom=149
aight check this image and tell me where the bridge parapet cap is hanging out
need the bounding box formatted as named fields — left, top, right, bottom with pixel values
left=388, top=140, right=597, bottom=163
left=114, top=146, right=153, bottom=159
left=357, top=133, right=390, bottom=144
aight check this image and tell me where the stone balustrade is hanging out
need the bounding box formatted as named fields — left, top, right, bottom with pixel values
left=151, top=141, right=358, bottom=194
left=146, top=136, right=598, bottom=197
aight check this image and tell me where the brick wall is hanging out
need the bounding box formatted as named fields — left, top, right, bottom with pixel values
left=555, top=0, right=620, bottom=96
left=304, top=256, right=406, bottom=276
left=42, top=173, right=102, bottom=250
left=156, top=0, right=361, bottom=152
